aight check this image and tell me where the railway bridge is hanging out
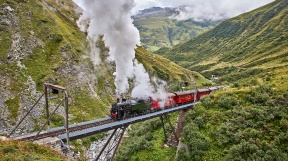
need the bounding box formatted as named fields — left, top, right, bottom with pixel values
left=8, top=84, right=199, bottom=160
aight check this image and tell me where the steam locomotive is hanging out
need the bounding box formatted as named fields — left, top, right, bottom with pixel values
left=110, top=86, right=221, bottom=120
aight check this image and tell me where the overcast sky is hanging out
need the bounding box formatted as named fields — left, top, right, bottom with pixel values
left=73, top=0, right=274, bottom=20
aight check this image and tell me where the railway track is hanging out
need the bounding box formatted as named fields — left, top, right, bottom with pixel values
left=13, top=106, right=193, bottom=142
left=14, top=118, right=114, bottom=142
left=13, top=102, right=201, bottom=142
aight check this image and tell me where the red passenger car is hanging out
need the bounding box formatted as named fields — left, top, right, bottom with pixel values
left=149, top=93, right=176, bottom=110
left=173, top=90, right=197, bottom=104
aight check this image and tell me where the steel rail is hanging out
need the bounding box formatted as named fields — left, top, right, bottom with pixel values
left=14, top=103, right=196, bottom=142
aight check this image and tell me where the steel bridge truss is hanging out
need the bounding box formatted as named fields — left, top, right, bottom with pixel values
left=93, top=126, right=128, bottom=161
left=160, top=114, right=179, bottom=147
left=8, top=83, right=70, bottom=149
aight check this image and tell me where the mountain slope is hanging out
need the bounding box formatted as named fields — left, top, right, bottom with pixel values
left=0, top=0, right=209, bottom=159
left=158, top=0, right=288, bottom=81
left=115, top=1, right=288, bottom=160
left=133, top=7, right=219, bottom=51
left=0, top=0, right=208, bottom=134
left=0, top=139, right=69, bottom=160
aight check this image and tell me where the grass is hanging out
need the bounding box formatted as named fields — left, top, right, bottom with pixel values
left=70, top=133, right=105, bottom=159
left=157, top=0, right=288, bottom=83
left=0, top=140, right=68, bottom=160
left=178, top=84, right=288, bottom=160
left=70, top=89, right=109, bottom=123
left=136, top=47, right=209, bottom=87
left=4, top=96, right=19, bottom=124
left=134, top=16, right=219, bottom=51
left=116, top=112, right=179, bottom=161
left=0, top=25, right=12, bottom=60
left=0, top=0, right=220, bottom=159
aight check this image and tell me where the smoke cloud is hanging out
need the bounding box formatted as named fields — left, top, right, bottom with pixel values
left=131, top=60, right=154, bottom=99
left=133, top=0, right=273, bottom=21
left=77, top=0, right=165, bottom=98
left=77, top=0, right=140, bottom=95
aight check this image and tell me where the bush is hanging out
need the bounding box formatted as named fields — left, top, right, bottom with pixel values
left=246, top=85, right=273, bottom=105
left=176, top=148, right=191, bottom=161
left=202, top=82, right=212, bottom=87
left=223, top=140, right=287, bottom=161
left=182, top=121, right=210, bottom=160
left=54, top=34, right=63, bottom=43
left=50, top=114, right=64, bottom=127
left=218, top=95, right=238, bottom=109
left=201, top=96, right=214, bottom=108
left=232, top=82, right=240, bottom=88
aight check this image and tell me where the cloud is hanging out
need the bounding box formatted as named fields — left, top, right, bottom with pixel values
left=75, top=0, right=167, bottom=99
left=77, top=0, right=140, bottom=95
left=73, top=0, right=85, bottom=10
left=133, top=0, right=274, bottom=20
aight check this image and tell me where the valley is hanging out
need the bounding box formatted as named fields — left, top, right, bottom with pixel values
left=133, top=7, right=220, bottom=51
left=0, top=0, right=287, bottom=160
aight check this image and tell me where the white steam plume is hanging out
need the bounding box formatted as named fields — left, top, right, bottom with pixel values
left=77, top=0, right=165, bottom=98
left=78, top=0, right=140, bottom=95
left=151, top=77, right=167, bottom=109
left=131, top=60, right=154, bottom=99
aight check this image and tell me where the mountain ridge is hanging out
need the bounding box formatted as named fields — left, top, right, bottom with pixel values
left=0, top=0, right=207, bottom=135
left=157, top=0, right=288, bottom=90
left=133, top=6, right=220, bottom=51
left=158, top=0, right=287, bottom=77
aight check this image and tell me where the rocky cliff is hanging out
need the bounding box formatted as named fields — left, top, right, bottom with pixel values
left=0, top=0, right=207, bottom=136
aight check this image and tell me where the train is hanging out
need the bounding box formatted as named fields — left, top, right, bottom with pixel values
left=110, top=86, right=222, bottom=120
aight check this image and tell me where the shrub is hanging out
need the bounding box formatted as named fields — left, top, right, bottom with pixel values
left=202, top=82, right=212, bottom=87
left=246, top=85, right=273, bottom=105
left=201, top=96, right=214, bottom=108
left=250, top=79, right=258, bottom=86
left=232, top=82, right=240, bottom=88
left=176, top=148, right=191, bottom=161
left=54, top=34, right=63, bottom=43
left=218, top=95, right=238, bottom=109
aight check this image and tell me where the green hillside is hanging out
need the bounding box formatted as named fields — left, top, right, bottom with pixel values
left=0, top=139, right=68, bottom=160
left=0, top=0, right=207, bottom=126
left=116, top=1, right=288, bottom=160
left=133, top=9, right=219, bottom=51
left=0, top=0, right=208, bottom=159
left=136, top=47, right=207, bottom=86
left=177, top=85, right=288, bottom=161
left=158, top=0, right=288, bottom=85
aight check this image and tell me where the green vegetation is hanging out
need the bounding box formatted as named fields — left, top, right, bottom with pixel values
left=0, top=0, right=210, bottom=158
left=0, top=140, right=67, bottom=160
left=50, top=114, right=65, bottom=127
left=157, top=0, right=288, bottom=81
left=117, top=1, right=288, bottom=160
left=4, top=96, right=19, bottom=123
left=70, top=89, right=109, bottom=123
left=124, top=2, right=288, bottom=161
left=70, top=133, right=105, bottom=159
left=136, top=47, right=208, bottom=86
left=176, top=85, right=288, bottom=160
left=134, top=15, right=219, bottom=51
left=116, top=113, right=179, bottom=161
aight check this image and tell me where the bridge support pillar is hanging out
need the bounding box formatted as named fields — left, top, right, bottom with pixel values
left=160, top=114, right=179, bottom=147
left=94, top=126, right=127, bottom=161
